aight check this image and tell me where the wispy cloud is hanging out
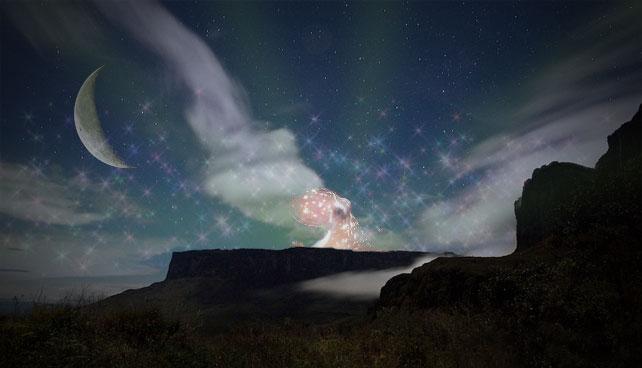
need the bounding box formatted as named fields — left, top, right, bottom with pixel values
left=96, top=1, right=323, bottom=226
left=415, top=4, right=641, bottom=255
left=0, top=161, right=145, bottom=226
left=0, top=162, right=105, bottom=225
left=0, top=228, right=180, bottom=279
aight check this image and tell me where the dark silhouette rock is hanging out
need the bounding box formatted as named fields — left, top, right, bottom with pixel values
left=377, top=103, right=642, bottom=313
left=511, top=104, right=641, bottom=253
left=595, top=104, right=641, bottom=171
left=379, top=255, right=512, bottom=310
left=514, top=161, right=595, bottom=252
left=375, top=105, right=642, bottom=366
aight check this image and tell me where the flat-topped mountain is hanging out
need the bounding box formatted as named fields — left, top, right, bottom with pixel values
left=166, top=247, right=428, bottom=284
left=94, top=247, right=439, bottom=331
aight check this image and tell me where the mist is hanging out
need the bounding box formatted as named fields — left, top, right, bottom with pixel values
left=298, top=255, right=440, bottom=300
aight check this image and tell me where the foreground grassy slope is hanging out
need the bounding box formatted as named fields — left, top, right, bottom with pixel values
left=0, top=305, right=210, bottom=368
left=1, top=302, right=519, bottom=368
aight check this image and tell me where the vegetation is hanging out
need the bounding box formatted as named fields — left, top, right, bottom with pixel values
left=2, top=299, right=519, bottom=368
left=3, top=276, right=639, bottom=368
left=0, top=297, right=210, bottom=368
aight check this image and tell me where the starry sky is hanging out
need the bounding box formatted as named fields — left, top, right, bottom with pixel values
left=1, top=1, right=640, bottom=301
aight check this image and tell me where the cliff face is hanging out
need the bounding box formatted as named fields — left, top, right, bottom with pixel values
left=595, top=104, right=642, bottom=171
left=378, top=103, right=642, bottom=312
left=165, top=247, right=426, bottom=288
left=512, top=104, right=641, bottom=252
left=376, top=104, right=642, bottom=365
left=514, top=162, right=595, bottom=252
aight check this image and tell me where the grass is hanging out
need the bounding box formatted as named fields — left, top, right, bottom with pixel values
left=0, top=299, right=211, bottom=368
left=1, top=300, right=518, bottom=368
left=203, top=309, right=518, bottom=368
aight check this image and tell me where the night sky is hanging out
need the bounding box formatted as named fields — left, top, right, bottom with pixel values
left=1, top=1, right=640, bottom=300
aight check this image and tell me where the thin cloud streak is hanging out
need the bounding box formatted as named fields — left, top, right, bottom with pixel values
left=415, top=4, right=641, bottom=255
left=0, top=161, right=146, bottom=227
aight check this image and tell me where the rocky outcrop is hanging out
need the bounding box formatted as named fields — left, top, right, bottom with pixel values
left=377, top=103, right=642, bottom=313
left=595, top=104, right=641, bottom=171
left=514, top=103, right=641, bottom=252
left=514, top=162, right=595, bottom=252
left=378, top=255, right=510, bottom=310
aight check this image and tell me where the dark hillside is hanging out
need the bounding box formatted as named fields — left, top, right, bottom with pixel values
left=377, top=104, right=642, bottom=366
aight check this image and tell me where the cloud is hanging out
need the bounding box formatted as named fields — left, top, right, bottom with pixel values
left=0, top=228, right=171, bottom=298
left=201, top=129, right=322, bottom=225
left=359, top=225, right=413, bottom=252
left=298, top=255, right=440, bottom=299
left=6, top=0, right=323, bottom=228
left=0, top=228, right=180, bottom=280
left=96, top=0, right=323, bottom=226
left=415, top=4, right=641, bottom=255
left=0, top=161, right=145, bottom=226
left=0, top=162, right=106, bottom=225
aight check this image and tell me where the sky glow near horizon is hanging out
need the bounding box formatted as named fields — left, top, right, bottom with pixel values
left=0, top=1, right=640, bottom=299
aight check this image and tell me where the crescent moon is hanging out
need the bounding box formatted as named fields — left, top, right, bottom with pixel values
left=74, top=67, right=133, bottom=168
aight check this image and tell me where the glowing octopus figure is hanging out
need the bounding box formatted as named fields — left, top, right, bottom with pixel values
left=290, top=188, right=371, bottom=251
